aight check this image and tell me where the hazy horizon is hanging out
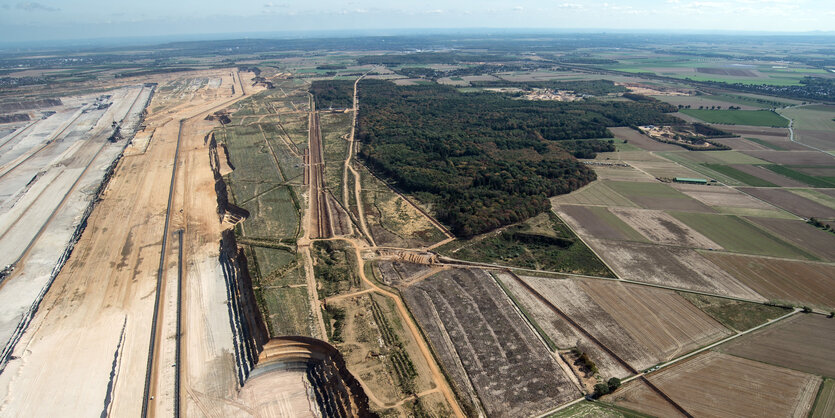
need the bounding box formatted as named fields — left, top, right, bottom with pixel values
left=2, top=0, right=834, bottom=46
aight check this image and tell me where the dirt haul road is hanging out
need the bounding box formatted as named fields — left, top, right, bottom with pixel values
left=0, top=70, right=256, bottom=417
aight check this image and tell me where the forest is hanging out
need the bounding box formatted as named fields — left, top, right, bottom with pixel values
left=310, top=80, right=680, bottom=236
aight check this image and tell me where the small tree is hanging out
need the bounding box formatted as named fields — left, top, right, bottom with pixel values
left=607, top=377, right=622, bottom=391
left=594, top=383, right=611, bottom=398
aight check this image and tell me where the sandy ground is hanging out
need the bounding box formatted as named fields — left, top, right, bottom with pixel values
left=0, top=69, right=255, bottom=417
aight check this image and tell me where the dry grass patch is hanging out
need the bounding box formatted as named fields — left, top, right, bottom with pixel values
left=609, top=207, right=720, bottom=248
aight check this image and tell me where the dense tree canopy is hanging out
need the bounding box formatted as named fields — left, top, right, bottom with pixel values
left=319, top=79, right=680, bottom=236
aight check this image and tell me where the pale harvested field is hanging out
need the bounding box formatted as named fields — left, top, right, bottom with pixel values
left=588, top=164, right=654, bottom=182
left=740, top=187, right=835, bottom=219
left=671, top=183, right=778, bottom=209
left=587, top=238, right=764, bottom=299
left=609, top=207, right=721, bottom=248
left=403, top=269, right=579, bottom=417
left=596, top=150, right=668, bottom=162
left=606, top=379, right=688, bottom=418
left=720, top=314, right=835, bottom=378
left=551, top=181, right=637, bottom=207
left=555, top=204, right=646, bottom=242
left=729, top=164, right=807, bottom=187
left=741, top=150, right=835, bottom=166
left=703, top=252, right=835, bottom=309
left=609, top=127, right=679, bottom=151
left=520, top=275, right=730, bottom=371
left=796, top=129, right=835, bottom=150
left=495, top=273, right=632, bottom=379
left=746, top=217, right=835, bottom=261
left=648, top=352, right=820, bottom=418
left=628, top=159, right=705, bottom=179
left=582, top=280, right=731, bottom=363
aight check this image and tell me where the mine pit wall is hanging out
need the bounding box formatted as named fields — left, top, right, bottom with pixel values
left=0, top=85, right=156, bottom=371
left=208, top=135, right=248, bottom=224
left=255, top=337, right=377, bottom=418
left=219, top=229, right=269, bottom=385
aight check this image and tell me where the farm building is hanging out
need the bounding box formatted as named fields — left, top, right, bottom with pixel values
left=674, top=177, right=708, bottom=184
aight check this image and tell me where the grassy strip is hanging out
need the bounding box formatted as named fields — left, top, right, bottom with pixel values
left=760, top=165, right=835, bottom=188
left=744, top=137, right=786, bottom=150
left=810, top=379, right=834, bottom=418
left=490, top=272, right=558, bottom=351
left=680, top=109, right=789, bottom=127
left=701, top=163, right=777, bottom=187
left=678, top=292, right=790, bottom=332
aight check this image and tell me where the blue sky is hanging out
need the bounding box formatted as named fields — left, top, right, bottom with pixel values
left=1, top=0, right=834, bottom=43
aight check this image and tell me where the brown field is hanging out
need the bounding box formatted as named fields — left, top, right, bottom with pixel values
left=709, top=137, right=774, bottom=151
left=628, top=159, right=706, bottom=179
left=495, top=273, right=632, bottom=379
left=606, top=379, right=687, bottom=418
left=587, top=239, right=764, bottom=299
left=740, top=150, right=835, bottom=166
left=745, top=217, right=835, bottom=261
left=729, top=164, right=808, bottom=187
left=796, top=167, right=835, bottom=177
left=702, top=252, right=835, bottom=309
left=720, top=314, right=835, bottom=378
left=609, top=207, right=721, bottom=248
left=588, top=164, right=655, bottom=182
left=796, top=129, right=835, bottom=150
left=671, top=183, right=777, bottom=209
left=740, top=188, right=835, bottom=219
left=609, top=127, right=679, bottom=151
left=517, top=275, right=731, bottom=372
left=555, top=205, right=646, bottom=242
left=402, top=269, right=579, bottom=417
left=697, top=67, right=759, bottom=77
left=646, top=352, right=820, bottom=418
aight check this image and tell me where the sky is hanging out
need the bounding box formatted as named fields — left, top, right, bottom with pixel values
left=1, top=0, right=834, bottom=44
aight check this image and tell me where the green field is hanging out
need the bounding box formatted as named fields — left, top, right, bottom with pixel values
left=744, top=137, right=785, bottom=150
left=778, top=106, right=835, bottom=131
left=549, top=401, right=651, bottom=418
left=810, top=379, right=835, bottom=418
left=670, top=212, right=816, bottom=259
left=680, top=109, right=788, bottom=127
left=586, top=206, right=648, bottom=242
left=258, top=286, right=315, bottom=337
left=760, top=165, right=835, bottom=188
left=605, top=180, right=687, bottom=199
left=678, top=292, right=790, bottom=331
left=701, top=164, right=777, bottom=187
left=436, top=212, right=615, bottom=277
left=657, top=152, right=747, bottom=186
left=320, top=112, right=352, bottom=206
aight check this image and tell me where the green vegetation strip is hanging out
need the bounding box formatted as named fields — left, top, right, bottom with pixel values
left=760, top=165, right=835, bottom=188
left=671, top=212, right=816, bottom=259
left=810, top=379, right=835, bottom=418
left=678, top=292, right=790, bottom=331
left=701, top=164, right=777, bottom=187
left=680, top=109, right=789, bottom=127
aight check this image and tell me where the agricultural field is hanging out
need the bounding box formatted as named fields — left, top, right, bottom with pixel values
left=669, top=212, right=815, bottom=259
left=258, top=286, right=316, bottom=337
left=554, top=205, right=647, bottom=242
left=670, top=183, right=795, bottom=218
left=679, top=109, right=789, bottom=127
left=312, top=240, right=363, bottom=299
left=437, top=211, right=614, bottom=277
left=811, top=379, right=835, bottom=418
left=604, top=181, right=715, bottom=212
left=519, top=275, right=732, bottom=371
left=791, top=188, right=835, bottom=209
left=739, top=150, right=835, bottom=166
left=608, top=207, right=720, bottom=248
left=608, top=127, right=679, bottom=151
left=626, top=352, right=821, bottom=418
left=402, top=268, right=580, bottom=417
left=720, top=314, right=835, bottom=378
left=587, top=238, right=764, bottom=299
left=626, top=159, right=705, bottom=180
left=551, top=181, right=638, bottom=208
left=702, top=252, right=835, bottom=310
left=740, top=187, right=835, bottom=219
left=745, top=217, right=835, bottom=261
left=605, top=379, right=687, bottom=418
left=319, top=111, right=352, bottom=205
left=549, top=401, right=649, bottom=418
left=678, top=293, right=790, bottom=331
